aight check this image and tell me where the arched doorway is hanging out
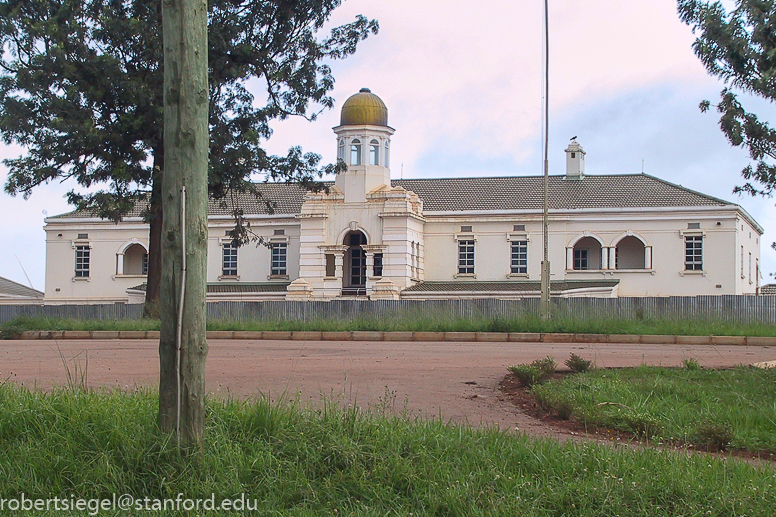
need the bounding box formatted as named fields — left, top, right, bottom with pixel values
left=343, top=231, right=367, bottom=293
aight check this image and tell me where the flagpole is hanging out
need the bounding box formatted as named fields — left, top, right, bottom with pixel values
left=540, top=0, right=551, bottom=320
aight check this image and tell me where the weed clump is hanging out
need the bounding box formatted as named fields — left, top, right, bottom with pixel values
left=508, top=356, right=557, bottom=387
left=564, top=353, right=593, bottom=373
left=692, top=420, right=734, bottom=451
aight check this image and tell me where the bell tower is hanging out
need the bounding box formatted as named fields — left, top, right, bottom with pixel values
left=333, top=88, right=394, bottom=202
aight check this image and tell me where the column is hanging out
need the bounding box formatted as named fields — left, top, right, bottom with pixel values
left=645, top=246, right=652, bottom=270
left=608, top=247, right=616, bottom=270
left=566, top=247, right=574, bottom=270
left=365, top=251, right=375, bottom=278
left=334, top=251, right=345, bottom=280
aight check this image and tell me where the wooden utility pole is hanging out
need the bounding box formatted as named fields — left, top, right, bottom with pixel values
left=159, top=0, right=209, bottom=446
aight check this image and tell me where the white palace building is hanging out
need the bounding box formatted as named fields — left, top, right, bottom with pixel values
left=43, top=89, right=763, bottom=304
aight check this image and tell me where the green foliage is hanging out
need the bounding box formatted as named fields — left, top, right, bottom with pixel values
left=3, top=313, right=776, bottom=336
left=565, top=353, right=593, bottom=373
left=692, top=420, right=735, bottom=452
left=678, top=0, right=776, bottom=245
left=682, top=357, right=701, bottom=370
left=508, top=356, right=557, bottom=387
left=1, top=384, right=774, bottom=515
left=531, top=366, right=776, bottom=452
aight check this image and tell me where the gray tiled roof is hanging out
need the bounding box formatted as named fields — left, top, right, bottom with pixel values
left=0, top=276, right=44, bottom=299
left=128, top=282, right=290, bottom=293
left=402, top=280, right=619, bottom=293
left=760, top=284, right=776, bottom=296
left=50, top=173, right=731, bottom=220
left=394, top=174, right=728, bottom=211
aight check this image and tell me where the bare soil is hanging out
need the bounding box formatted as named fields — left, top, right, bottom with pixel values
left=1, top=338, right=774, bottom=447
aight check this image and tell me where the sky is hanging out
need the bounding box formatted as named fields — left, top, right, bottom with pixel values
left=1, top=0, right=773, bottom=292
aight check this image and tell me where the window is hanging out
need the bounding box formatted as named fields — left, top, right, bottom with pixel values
left=741, top=246, right=745, bottom=276
left=350, top=139, right=361, bottom=165
left=75, top=245, right=90, bottom=277
left=685, top=236, right=703, bottom=271
left=274, top=229, right=285, bottom=236
left=338, top=139, right=345, bottom=161
left=384, top=141, right=390, bottom=168
left=271, top=243, right=287, bottom=276
left=513, top=224, right=526, bottom=232
left=222, top=243, right=238, bottom=276
left=458, top=240, right=475, bottom=274
left=369, top=139, right=379, bottom=165
left=460, top=225, right=473, bottom=233
left=142, top=254, right=149, bottom=275
left=687, top=222, right=700, bottom=229
left=573, top=249, right=588, bottom=270
left=325, top=254, right=336, bottom=277
left=374, top=253, right=383, bottom=277
left=749, top=252, right=752, bottom=281
left=511, top=241, right=528, bottom=274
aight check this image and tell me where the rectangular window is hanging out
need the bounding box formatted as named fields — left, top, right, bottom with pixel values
left=374, top=253, right=383, bottom=277
left=75, top=245, right=90, bottom=277
left=573, top=249, right=588, bottom=270
left=222, top=243, right=238, bottom=276
left=749, top=252, right=752, bottom=281
left=325, top=254, right=335, bottom=277
left=142, top=253, right=149, bottom=275
left=510, top=241, right=528, bottom=274
left=458, top=240, right=475, bottom=274
left=271, top=243, right=287, bottom=276
left=741, top=246, right=745, bottom=276
left=685, top=236, right=703, bottom=271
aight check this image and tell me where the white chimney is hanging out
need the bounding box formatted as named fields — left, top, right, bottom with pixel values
left=565, top=138, right=585, bottom=180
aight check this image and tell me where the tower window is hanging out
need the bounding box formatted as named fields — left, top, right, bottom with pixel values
left=369, top=139, right=379, bottom=165
left=571, top=152, right=576, bottom=158
left=337, top=139, right=345, bottom=161
left=384, top=141, right=390, bottom=168
left=350, top=139, right=362, bottom=166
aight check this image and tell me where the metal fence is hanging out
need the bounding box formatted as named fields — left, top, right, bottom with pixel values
left=1, top=296, right=775, bottom=324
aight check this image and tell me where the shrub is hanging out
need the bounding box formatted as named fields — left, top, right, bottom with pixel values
left=533, top=356, right=557, bottom=377
left=692, top=420, right=734, bottom=452
left=623, top=411, right=663, bottom=439
left=508, top=364, right=545, bottom=387
left=508, top=356, right=557, bottom=387
left=564, top=353, right=593, bottom=373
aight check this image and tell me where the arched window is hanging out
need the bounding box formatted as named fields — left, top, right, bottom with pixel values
left=384, top=141, right=390, bottom=168
left=615, top=236, right=646, bottom=269
left=123, top=243, right=148, bottom=275
left=337, top=139, right=345, bottom=162
left=573, top=237, right=602, bottom=270
left=369, top=139, right=379, bottom=165
left=350, top=139, right=362, bottom=165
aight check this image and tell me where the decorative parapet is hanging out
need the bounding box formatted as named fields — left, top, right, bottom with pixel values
left=370, top=277, right=400, bottom=300
left=285, top=278, right=314, bottom=301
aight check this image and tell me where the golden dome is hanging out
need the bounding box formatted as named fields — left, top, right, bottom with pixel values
left=340, top=88, right=388, bottom=126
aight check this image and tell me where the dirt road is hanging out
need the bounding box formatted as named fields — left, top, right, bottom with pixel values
left=2, top=339, right=773, bottom=438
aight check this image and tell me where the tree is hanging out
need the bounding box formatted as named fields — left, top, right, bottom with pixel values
left=0, top=0, right=375, bottom=315
left=678, top=0, right=776, bottom=251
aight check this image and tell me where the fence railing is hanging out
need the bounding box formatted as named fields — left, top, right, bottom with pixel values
left=1, top=296, right=775, bottom=324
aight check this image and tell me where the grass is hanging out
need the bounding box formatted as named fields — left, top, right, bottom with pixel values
left=3, top=313, right=776, bottom=337
left=530, top=365, right=776, bottom=453
left=0, top=385, right=774, bottom=516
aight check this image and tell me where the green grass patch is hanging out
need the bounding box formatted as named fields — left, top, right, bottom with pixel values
left=4, top=313, right=776, bottom=337
left=0, top=385, right=774, bottom=515
left=531, top=365, right=776, bottom=453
